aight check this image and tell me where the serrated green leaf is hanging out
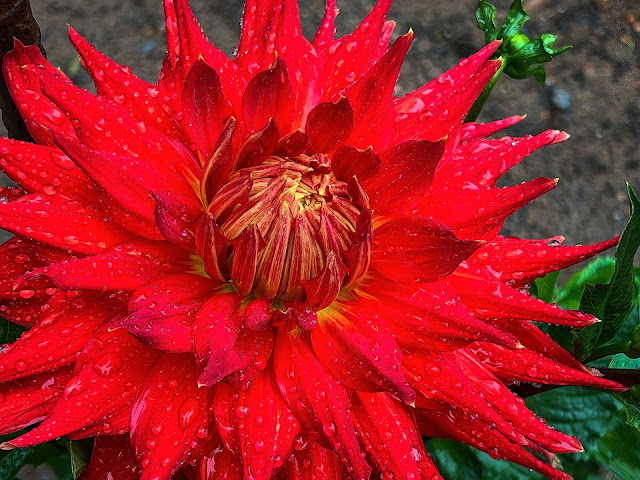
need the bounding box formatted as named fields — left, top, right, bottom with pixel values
left=475, top=1, right=499, bottom=43
left=0, top=446, right=33, bottom=479
left=574, top=184, right=640, bottom=360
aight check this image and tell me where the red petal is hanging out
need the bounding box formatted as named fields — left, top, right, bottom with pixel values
left=435, top=130, right=568, bottom=190
left=0, top=193, right=131, bottom=254
left=235, top=119, right=280, bottom=171
left=236, top=369, right=301, bottom=480
left=231, top=225, right=264, bottom=296
left=419, top=177, right=558, bottom=240
left=123, top=274, right=218, bottom=352
left=331, top=146, right=380, bottom=183
left=241, top=58, right=295, bottom=134
left=467, top=343, right=626, bottom=392
left=459, top=115, right=525, bottom=142
left=0, top=138, right=99, bottom=202
left=373, top=216, right=480, bottom=284
left=393, top=42, right=502, bottom=143
left=447, top=273, right=598, bottom=327
left=201, top=119, right=237, bottom=205
left=0, top=294, right=121, bottom=382
left=0, top=366, right=73, bottom=435
left=79, top=435, right=139, bottom=480
left=343, top=32, right=413, bottom=150
left=312, top=0, right=337, bottom=50
left=303, top=252, right=348, bottom=310
left=305, top=97, right=354, bottom=154
left=130, top=353, right=216, bottom=480
left=4, top=327, right=156, bottom=448
left=195, top=211, right=229, bottom=282
left=68, top=27, right=183, bottom=142
left=312, top=303, right=415, bottom=404
left=154, top=190, right=203, bottom=248
left=466, top=235, right=618, bottom=286
left=321, top=0, right=394, bottom=99
left=182, top=58, right=233, bottom=157
left=280, top=442, right=343, bottom=480
left=352, top=392, right=439, bottom=479
left=1, top=41, right=76, bottom=145
left=30, top=239, right=188, bottom=292
left=273, top=330, right=371, bottom=479
left=161, top=0, right=245, bottom=111
left=198, top=448, right=243, bottom=480
left=363, top=139, right=444, bottom=215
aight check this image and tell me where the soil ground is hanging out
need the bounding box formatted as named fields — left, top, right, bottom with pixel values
left=1, top=0, right=639, bottom=250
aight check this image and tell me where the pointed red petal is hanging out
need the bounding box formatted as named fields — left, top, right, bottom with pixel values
left=363, top=139, right=444, bottom=215
left=153, top=190, right=203, bottom=248
left=130, top=353, right=216, bottom=480
left=79, top=435, right=139, bottom=480
left=0, top=294, right=121, bottom=382
left=466, top=235, right=619, bottom=286
left=305, top=97, right=354, bottom=154
left=274, top=330, right=371, bottom=479
left=198, top=447, right=243, bottom=480
left=230, top=225, right=263, bottom=296
left=235, top=119, right=280, bottom=171
left=459, top=115, right=525, bottom=142
left=312, top=0, right=337, bottom=50
left=281, top=442, right=343, bottom=480
left=0, top=193, right=131, bottom=254
left=373, top=216, right=480, bottom=284
left=195, top=211, right=229, bottom=282
left=303, top=252, right=348, bottom=310
left=0, top=366, right=73, bottom=435
left=5, top=327, right=156, bottom=448
left=343, top=32, right=413, bottom=150
left=242, top=58, right=295, bottom=134
left=30, top=239, right=188, bottom=292
left=123, top=274, right=218, bottom=352
left=331, top=146, right=380, bottom=183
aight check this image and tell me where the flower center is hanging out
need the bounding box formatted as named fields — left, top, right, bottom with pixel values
left=206, top=154, right=372, bottom=305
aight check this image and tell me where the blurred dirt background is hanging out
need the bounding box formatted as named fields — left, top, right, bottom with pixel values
left=2, top=0, right=640, bottom=247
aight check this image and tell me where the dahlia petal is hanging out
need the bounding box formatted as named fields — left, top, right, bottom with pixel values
left=447, top=274, right=598, bottom=327
left=303, top=252, right=348, bottom=310
left=305, top=97, right=354, bottom=154
left=420, top=407, right=572, bottom=480
left=312, top=0, right=337, bottom=50
left=343, top=212, right=373, bottom=288
left=312, top=305, right=415, bottom=404
left=357, top=278, right=520, bottom=351
left=0, top=291, right=68, bottom=327
left=201, top=119, right=238, bottom=206
left=352, top=392, right=439, bottom=479
left=459, top=115, right=525, bottom=142
left=235, top=0, right=280, bottom=76
left=161, top=0, right=245, bottom=111
left=154, top=190, right=203, bottom=248
left=54, top=134, right=199, bottom=225
left=373, top=217, right=480, bottom=284
left=191, top=293, right=239, bottom=366
left=403, top=352, right=526, bottom=445
left=66, top=405, right=131, bottom=439
left=280, top=442, right=343, bottom=480
left=182, top=58, right=233, bottom=157
left=195, top=211, right=229, bottom=282
left=0, top=366, right=73, bottom=435
left=217, top=327, right=274, bottom=388
left=343, top=32, right=413, bottom=150
left=274, top=130, right=311, bottom=158
left=130, top=353, right=216, bottom=480
left=68, top=27, right=183, bottom=141
left=233, top=369, right=301, bottom=480
left=467, top=343, right=627, bottom=391
left=198, top=447, right=243, bottom=480
left=466, top=235, right=619, bottom=286
left=453, top=349, right=584, bottom=454
left=393, top=41, right=502, bottom=143
left=241, top=58, right=295, bottom=134
left=363, top=139, right=444, bottom=215
left=235, top=119, right=280, bottom=171
left=419, top=177, right=558, bottom=240
left=0, top=293, right=120, bottom=382
left=78, top=435, right=139, bottom=480
left=274, top=330, right=371, bottom=478
left=321, top=0, right=394, bottom=99
left=0, top=193, right=131, bottom=254
left=0, top=138, right=99, bottom=202
left=29, top=239, right=189, bottom=292
left=123, top=274, right=218, bottom=352
left=0, top=237, right=68, bottom=301
left=1, top=41, right=76, bottom=145
left=231, top=225, right=264, bottom=296
left=4, top=327, right=156, bottom=448
left=435, top=129, right=569, bottom=190
left=331, top=145, right=380, bottom=183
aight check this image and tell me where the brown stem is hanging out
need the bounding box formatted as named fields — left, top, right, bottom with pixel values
left=0, top=0, right=45, bottom=141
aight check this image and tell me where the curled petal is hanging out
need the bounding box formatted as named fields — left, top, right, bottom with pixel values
left=79, top=435, right=139, bottom=480
left=305, top=97, right=354, bottom=154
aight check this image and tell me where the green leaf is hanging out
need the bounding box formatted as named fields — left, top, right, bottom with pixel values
left=69, top=438, right=92, bottom=479
left=498, top=0, right=529, bottom=40
left=475, top=1, right=499, bottom=43
left=530, top=270, right=559, bottom=303
left=426, top=438, right=484, bottom=480
left=0, top=447, right=33, bottom=479
left=555, top=256, right=615, bottom=310
left=593, top=422, right=640, bottom=480
left=0, top=318, right=27, bottom=344
left=574, top=184, right=640, bottom=360
left=609, top=355, right=640, bottom=430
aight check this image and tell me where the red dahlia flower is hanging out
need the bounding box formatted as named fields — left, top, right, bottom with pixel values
left=0, top=0, right=626, bottom=479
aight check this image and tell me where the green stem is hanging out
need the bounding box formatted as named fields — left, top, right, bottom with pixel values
left=463, top=57, right=506, bottom=123
left=586, top=342, right=630, bottom=363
